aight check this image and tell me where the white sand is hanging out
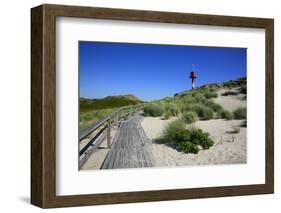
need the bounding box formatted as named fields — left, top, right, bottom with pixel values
left=142, top=117, right=246, bottom=167
left=213, top=88, right=246, bottom=111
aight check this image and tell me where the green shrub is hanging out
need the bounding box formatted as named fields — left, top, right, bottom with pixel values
left=218, top=109, right=234, bottom=120
left=201, top=108, right=214, bottom=120
left=209, top=87, right=216, bottom=92
left=175, top=130, right=191, bottom=142
left=204, top=91, right=218, bottom=99
left=190, top=129, right=214, bottom=149
left=163, top=97, right=173, bottom=102
left=176, top=141, right=199, bottom=154
left=143, top=104, right=164, bottom=117
left=207, top=101, right=223, bottom=112
left=173, top=128, right=214, bottom=152
left=223, top=80, right=238, bottom=88
left=194, top=94, right=206, bottom=102
left=164, top=103, right=179, bottom=117
left=182, top=112, right=198, bottom=124
left=180, top=104, right=192, bottom=114
left=184, top=104, right=214, bottom=120
left=222, top=91, right=238, bottom=96
left=164, top=111, right=172, bottom=119
left=174, top=130, right=199, bottom=153
left=161, top=119, right=186, bottom=142
left=189, top=104, right=206, bottom=117
left=233, top=107, right=247, bottom=119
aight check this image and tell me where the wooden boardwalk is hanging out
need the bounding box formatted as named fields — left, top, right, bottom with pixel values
left=101, top=114, right=154, bottom=169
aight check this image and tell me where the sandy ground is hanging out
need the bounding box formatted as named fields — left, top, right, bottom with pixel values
left=142, top=117, right=246, bottom=167
left=213, top=88, right=246, bottom=111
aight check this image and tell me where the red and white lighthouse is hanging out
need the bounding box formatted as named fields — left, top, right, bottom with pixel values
left=189, top=64, right=197, bottom=90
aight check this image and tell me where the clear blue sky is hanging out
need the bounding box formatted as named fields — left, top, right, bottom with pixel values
left=79, top=41, right=246, bottom=101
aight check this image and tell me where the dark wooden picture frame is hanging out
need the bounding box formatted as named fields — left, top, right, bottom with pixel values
left=31, top=4, right=274, bottom=208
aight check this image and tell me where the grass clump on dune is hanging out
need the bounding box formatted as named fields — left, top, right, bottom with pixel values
left=182, top=112, right=198, bottom=124
left=218, top=109, right=234, bottom=120
left=221, top=91, right=239, bottom=96
left=233, top=107, right=247, bottom=119
left=161, top=119, right=185, bottom=142
left=181, top=103, right=213, bottom=120
left=201, top=107, right=214, bottom=120
left=143, top=103, right=164, bottom=117
left=207, top=101, right=223, bottom=112
left=163, top=103, right=179, bottom=119
left=189, top=129, right=214, bottom=149
left=79, top=108, right=117, bottom=131
left=176, top=141, right=199, bottom=154
left=204, top=91, right=218, bottom=99
left=174, top=128, right=214, bottom=153
left=160, top=120, right=214, bottom=154
left=188, top=104, right=214, bottom=120
left=178, top=91, right=219, bottom=120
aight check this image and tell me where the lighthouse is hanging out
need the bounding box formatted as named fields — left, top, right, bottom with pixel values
left=189, top=64, right=197, bottom=90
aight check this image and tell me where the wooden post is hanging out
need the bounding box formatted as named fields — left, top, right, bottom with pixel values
left=123, top=109, right=127, bottom=120
left=121, top=110, right=124, bottom=121
left=115, top=112, right=119, bottom=129
left=107, top=119, right=111, bottom=148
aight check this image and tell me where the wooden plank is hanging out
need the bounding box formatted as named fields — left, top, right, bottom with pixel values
left=113, top=147, right=121, bottom=169
left=122, top=132, right=130, bottom=168
left=100, top=126, right=121, bottom=169
left=136, top=147, right=144, bottom=167
left=127, top=129, right=135, bottom=168
left=138, top=126, right=154, bottom=167
left=101, top=113, right=154, bottom=169
left=107, top=150, right=117, bottom=169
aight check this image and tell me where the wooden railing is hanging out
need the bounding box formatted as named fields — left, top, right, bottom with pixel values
left=79, top=104, right=143, bottom=169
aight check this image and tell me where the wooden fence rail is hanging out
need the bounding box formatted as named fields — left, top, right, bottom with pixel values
left=79, top=104, right=143, bottom=169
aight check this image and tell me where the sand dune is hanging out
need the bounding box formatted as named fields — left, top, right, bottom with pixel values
left=141, top=88, right=247, bottom=167
left=214, top=88, right=246, bottom=111
left=142, top=117, right=246, bottom=167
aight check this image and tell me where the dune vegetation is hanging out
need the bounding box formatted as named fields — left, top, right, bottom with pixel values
left=79, top=77, right=247, bottom=155
left=143, top=77, right=247, bottom=154
left=79, top=94, right=142, bottom=131
left=80, top=94, right=141, bottom=112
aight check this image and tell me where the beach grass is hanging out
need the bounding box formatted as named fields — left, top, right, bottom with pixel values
left=79, top=108, right=119, bottom=131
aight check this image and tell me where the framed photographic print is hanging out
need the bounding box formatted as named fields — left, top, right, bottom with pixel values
left=31, top=4, right=274, bottom=208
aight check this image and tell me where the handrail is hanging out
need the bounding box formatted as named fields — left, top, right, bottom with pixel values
left=79, top=125, right=107, bottom=156
left=79, top=108, right=121, bottom=140
left=79, top=104, right=144, bottom=168
left=79, top=105, right=140, bottom=140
